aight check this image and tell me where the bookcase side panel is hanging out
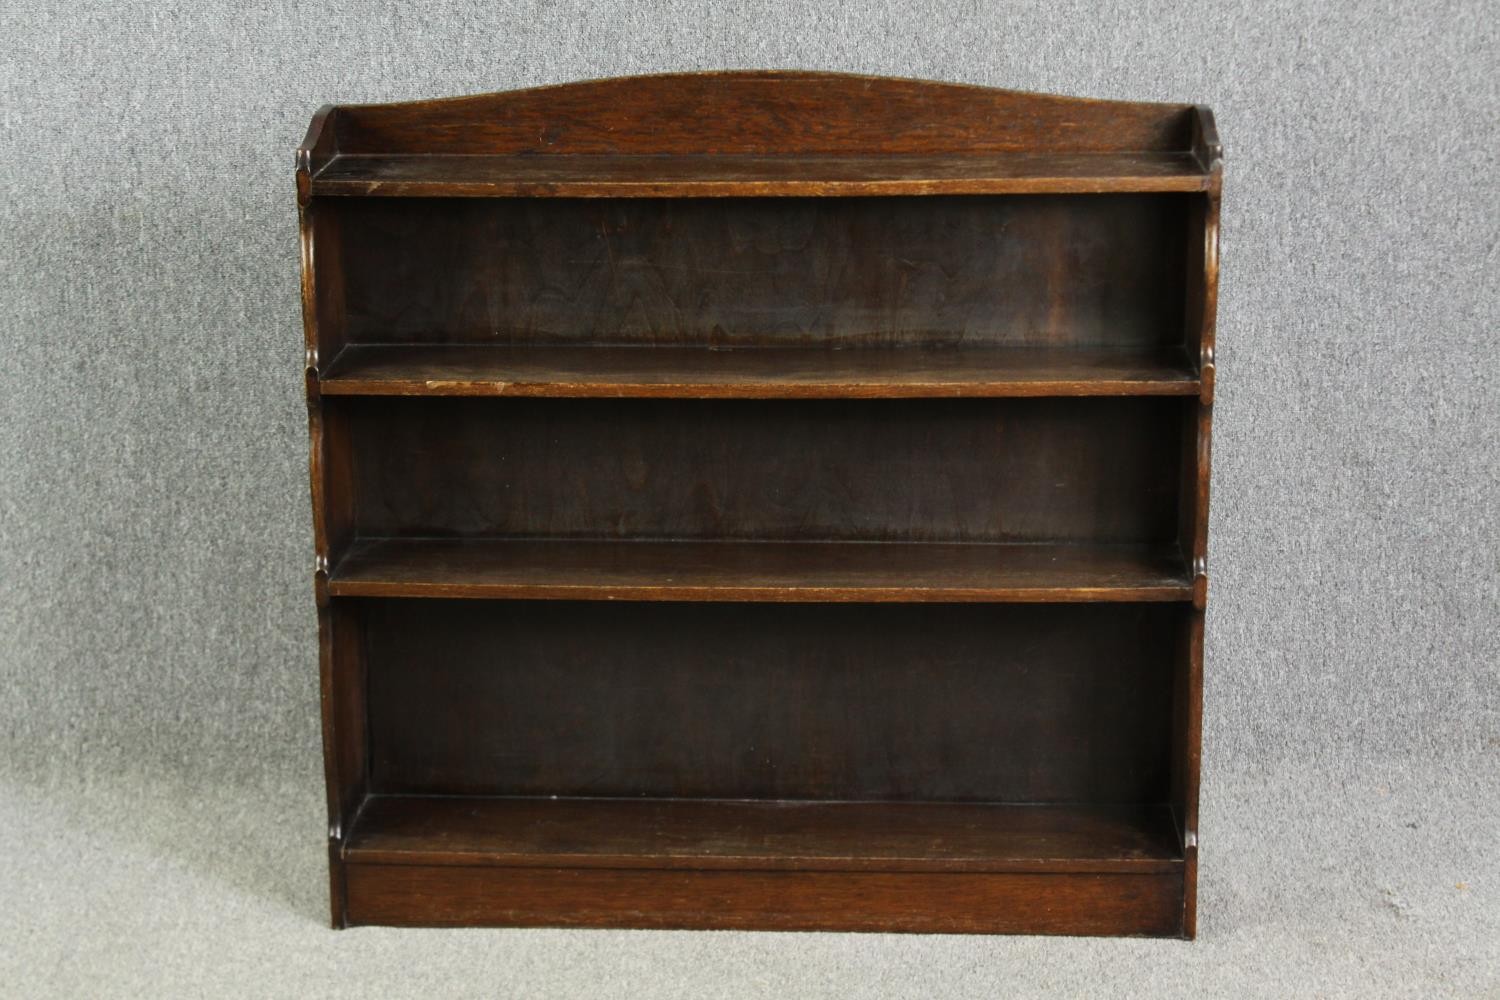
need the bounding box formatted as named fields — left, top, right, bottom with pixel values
left=1172, top=186, right=1219, bottom=938
left=301, top=177, right=365, bottom=926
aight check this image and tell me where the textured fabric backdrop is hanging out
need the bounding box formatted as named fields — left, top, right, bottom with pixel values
left=2, top=1, right=1496, bottom=997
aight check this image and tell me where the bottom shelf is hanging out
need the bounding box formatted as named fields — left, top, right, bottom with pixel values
left=338, top=796, right=1187, bottom=934
left=345, top=796, right=1181, bottom=873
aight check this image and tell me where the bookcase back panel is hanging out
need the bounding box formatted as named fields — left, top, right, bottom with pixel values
left=330, top=195, right=1188, bottom=349
left=342, top=397, right=1184, bottom=543
left=362, top=599, right=1176, bottom=803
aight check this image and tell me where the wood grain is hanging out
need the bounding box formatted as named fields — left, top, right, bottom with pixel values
left=330, top=194, right=1188, bottom=350
left=359, top=600, right=1178, bottom=803
left=343, top=865, right=1185, bottom=934
left=344, top=797, right=1183, bottom=873
left=339, top=396, right=1186, bottom=544
left=323, top=71, right=1195, bottom=158
left=319, top=344, right=1200, bottom=398
left=329, top=538, right=1192, bottom=602
left=310, top=151, right=1212, bottom=198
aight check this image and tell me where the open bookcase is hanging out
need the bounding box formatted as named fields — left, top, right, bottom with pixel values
left=297, top=72, right=1221, bottom=936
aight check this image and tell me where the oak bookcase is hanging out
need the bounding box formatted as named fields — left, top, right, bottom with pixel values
left=297, top=72, right=1221, bottom=936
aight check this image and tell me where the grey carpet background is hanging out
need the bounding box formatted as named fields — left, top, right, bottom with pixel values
left=1, top=1, right=1496, bottom=997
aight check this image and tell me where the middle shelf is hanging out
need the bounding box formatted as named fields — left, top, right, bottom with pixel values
left=328, top=538, right=1192, bottom=602
left=318, top=344, right=1201, bottom=399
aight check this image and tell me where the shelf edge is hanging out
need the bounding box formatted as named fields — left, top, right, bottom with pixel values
left=326, top=581, right=1196, bottom=603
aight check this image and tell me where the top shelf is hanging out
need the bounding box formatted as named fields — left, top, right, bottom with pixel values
left=298, top=73, right=1222, bottom=200
left=308, top=151, right=1214, bottom=198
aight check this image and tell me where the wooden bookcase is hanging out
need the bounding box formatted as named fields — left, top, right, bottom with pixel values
left=297, top=72, right=1221, bottom=936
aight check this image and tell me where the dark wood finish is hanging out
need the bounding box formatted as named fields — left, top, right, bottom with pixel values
left=345, top=798, right=1182, bottom=873
left=340, top=397, right=1185, bottom=544
left=301, top=109, right=358, bottom=926
left=359, top=600, right=1176, bottom=802
left=315, top=71, right=1196, bottom=161
left=311, top=151, right=1213, bottom=198
left=344, top=865, right=1184, bottom=935
left=316, top=600, right=366, bottom=834
left=1171, top=125, right=1220, bottom=935
left=330, top=538, right=1191, bottom=602
left=328, top=195, right=1188, bottom=349
left=298, top=72, right=1221, bottom=936
left=320, top=344, right=1200, bottom=398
